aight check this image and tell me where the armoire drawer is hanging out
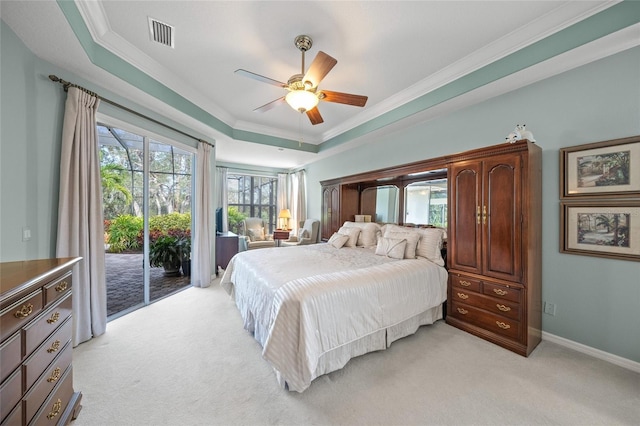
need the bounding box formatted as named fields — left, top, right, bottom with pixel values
left=450, top=300, right=521, bottom=340
left=450, top=274, right=482, bottom=293
left=451, top=289, right=520, bottom=320
left=482, top=282, right=521, bottom=303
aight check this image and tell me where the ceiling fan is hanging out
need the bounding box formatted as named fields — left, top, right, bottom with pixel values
left=235, top=35, right=368, bottom=125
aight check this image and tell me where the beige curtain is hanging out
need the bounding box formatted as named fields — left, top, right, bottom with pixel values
left=192, top=142, right=213, bottom=287
left=56, top=87, right=106, bottom=346
left=292, top=170, right=307, bottom=227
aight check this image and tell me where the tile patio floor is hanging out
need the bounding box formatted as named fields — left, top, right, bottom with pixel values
left=106, top=253, right=191, bottom=317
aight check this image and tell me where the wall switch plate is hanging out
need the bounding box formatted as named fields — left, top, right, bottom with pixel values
left=544, top=302, right=556, bottom=316
left=22, top=227, right=31, bottom=241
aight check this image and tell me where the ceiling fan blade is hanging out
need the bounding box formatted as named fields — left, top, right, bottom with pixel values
left=253, top=97, right=286, bottom=113
left=303, top=51, right=337, bottom=88
left=235, top=69, right=287, bottom=88
left=306, top=107, right=324, bottom=125
left=320, top=90, right=368, bottom=107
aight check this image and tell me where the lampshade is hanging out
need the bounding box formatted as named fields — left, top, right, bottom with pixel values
left=278, top=209, right=291, bottom=219
left=285, top=90, right=319, bottom=113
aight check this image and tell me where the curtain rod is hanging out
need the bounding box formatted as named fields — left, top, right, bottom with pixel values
left=48, top=75, right=214, bottom=148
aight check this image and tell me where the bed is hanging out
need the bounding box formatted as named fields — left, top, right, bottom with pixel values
left=220, top=222, right=448, bottom=392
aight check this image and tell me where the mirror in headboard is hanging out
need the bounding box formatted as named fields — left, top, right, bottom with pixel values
left=404, top=178, right=448, bottom=227
left=361, top=184, right=399, bottom=223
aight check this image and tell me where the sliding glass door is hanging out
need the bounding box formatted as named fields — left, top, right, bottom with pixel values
left=99, top=124, right=194, bottom=319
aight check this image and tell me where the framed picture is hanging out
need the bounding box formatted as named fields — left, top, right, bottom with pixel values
left=560, top=136, right=640, bottom=199
left=560, top=201, right=640, bottom=261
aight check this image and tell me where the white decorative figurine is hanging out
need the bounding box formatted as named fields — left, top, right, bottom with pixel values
left=505, top=124, right=535, bottom=143
left=516, top=124, right=536, bottom=142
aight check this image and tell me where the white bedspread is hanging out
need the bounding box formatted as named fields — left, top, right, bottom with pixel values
left=221, top=244, right=447, bottom=392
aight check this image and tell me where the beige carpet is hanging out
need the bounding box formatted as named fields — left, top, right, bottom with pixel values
left=71, top=278, right=640, bottom=425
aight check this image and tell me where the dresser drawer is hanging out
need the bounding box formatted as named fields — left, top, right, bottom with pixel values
left=23, top=317, right=72, bottom=391
left=0, top=333, right=21, bottom=384
left=1, top=400, right=22, bottom=426
left=450, top=301, right=521, bottom=340
left=450, top=274, right=481, bottom=293
left=1, top=291, right=43, bottom=342
left=23, top=293, right=72, bottom=357
left=43, top=272, right=72, bottom=308
left=482, top=282, right=521, bottom=303
left=29, top=366, right=73, bottom=426
left=24, top=347, right=72, bottom=425
left=0, top=369, right=22, bottom=421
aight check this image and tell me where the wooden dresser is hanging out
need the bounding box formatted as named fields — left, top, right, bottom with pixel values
left=446, top=141, right=542, bottom=356
left=0, top=258, right=82, bottom=425
left=215, top=232, right=238, bottom=273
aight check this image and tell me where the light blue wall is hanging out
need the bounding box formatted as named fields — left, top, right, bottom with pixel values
left=306, top=47, right=640, bottom=362
left=0, top=21, right=211, bottom=262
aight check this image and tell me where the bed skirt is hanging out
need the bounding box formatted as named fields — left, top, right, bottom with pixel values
left=275, top=304, right=444, bottom=390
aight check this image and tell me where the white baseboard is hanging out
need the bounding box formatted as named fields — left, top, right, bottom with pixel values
left=542, top=331, right=640, bottom=373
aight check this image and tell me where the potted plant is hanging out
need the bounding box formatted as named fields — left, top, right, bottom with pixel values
left=177, top=234, right=191, bottom=277
left=149, top=235, right=182, bottom=276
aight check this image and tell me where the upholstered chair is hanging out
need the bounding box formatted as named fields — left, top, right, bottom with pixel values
left=281, top=219, right=320, bottom=247
left=242, top=217, right=276, bottom=250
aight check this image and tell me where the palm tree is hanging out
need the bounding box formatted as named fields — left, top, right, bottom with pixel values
left=101, top=164, right=133, bottom=218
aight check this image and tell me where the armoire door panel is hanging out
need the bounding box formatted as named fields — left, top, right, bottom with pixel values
left=450, top=163, right=482, bottom=273
left=483, top=155, right=522, bottom=282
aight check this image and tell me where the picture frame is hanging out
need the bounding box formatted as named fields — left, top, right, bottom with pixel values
left=560, top=200, right=640, bottom=262
left=559, top=136, right=640, bottom=199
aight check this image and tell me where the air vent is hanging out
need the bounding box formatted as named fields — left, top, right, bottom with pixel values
left=148, top=17, right=174, bottom=48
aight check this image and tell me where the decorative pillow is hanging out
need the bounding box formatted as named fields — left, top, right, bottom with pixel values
left=384, top=230, right=420, bottom=259
left=375, top=237, right=407, bottom=260
left=337, top=226, right=361, bottom=247
left=415, top=227, right=445, bottom=266
left=328, top=233, right=349, bottom=249
left=343, top=221, right=381, bottom=247
left=247, top=227, right=265, bottom=242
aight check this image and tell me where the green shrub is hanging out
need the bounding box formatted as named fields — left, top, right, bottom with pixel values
left=227, top=207, right=245, bottom=234
left=149, top=213, right=191, bottom=233
left=107, top=215, right=143, bottom=252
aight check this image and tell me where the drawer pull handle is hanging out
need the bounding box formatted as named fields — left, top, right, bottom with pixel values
left=55, top=281, right=68, bottom=292
left=456, top=292, right=469, bottom=300
left=459, top=280, right=471, bottom=287
left=47, top=399, right=62, bottom=420
left=496, top=321, right=511, bottom=330
left=47, top=312, right=60, bottom=324
left=456, top=307, right=468, bottom=315
left=47, top=367, right=61, bottom=383
left=493, top=288, right=508, bottom=296
left=496, top=304, right=511, bottom=312
left=14, top=303, right=33, bottom=318
left=47, top=340, right=61, bottom=353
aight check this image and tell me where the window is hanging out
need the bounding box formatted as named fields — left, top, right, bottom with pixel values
left=227, top=174, right=278, bottom=233
left=404, top=178, right=448, bottom=227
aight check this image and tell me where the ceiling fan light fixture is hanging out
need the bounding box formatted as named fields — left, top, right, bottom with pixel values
left=285, top=89, right=319, bottom=113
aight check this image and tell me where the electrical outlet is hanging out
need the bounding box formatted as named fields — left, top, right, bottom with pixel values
left=22, top=227, right=31, bottom=241
left=544, top=302, right=556, bottom=316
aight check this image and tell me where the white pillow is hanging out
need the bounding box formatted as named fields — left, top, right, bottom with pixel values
left=375, top=237, right=407, bottom=260
left=343, top=221, right=381, bottom=247
left=337, top=226, right=361, bottom=248
left=415, top=227, right=445, bottom=266
left=384, top=230, right=420, bottom=259
left=248, top=227, right=265, bottom=242
left=328, top=233, right=349, bottom=249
